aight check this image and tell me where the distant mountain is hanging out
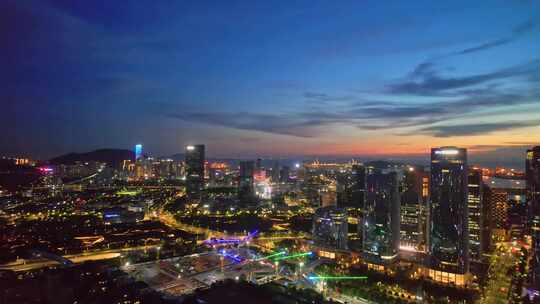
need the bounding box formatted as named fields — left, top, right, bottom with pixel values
left=49, top=149, right=134, bottom=168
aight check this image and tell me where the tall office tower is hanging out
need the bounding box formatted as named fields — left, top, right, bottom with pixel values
left=400, top=166, right=427, bottom=253
left=271, top=162, right=280, bottom=183
left=351, top=165, right=367, bottom=204
left=484, top=187, right=509, bottom=242
left=321, top=186, right=337, bottom=207
left=185, top=145, right=205, bottom=200
left=351, top=165, right=367, bottom=242
left=312, top=206, right=348, bottom=250
left=527, top=146, right=540, bottom=288
left=134, top=144, right=143, bottom=160
left=428, top=147, right=468, bottom=285
left=468, top=168, right=483, bottom=262
left=362, top=170, right=400, bottom=267
left=280, top=166, right=290, bottom=183
left=238, top=161, right=255, bottom=202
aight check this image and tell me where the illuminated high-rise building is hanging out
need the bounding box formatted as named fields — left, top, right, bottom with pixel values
left=467, top=167, right=483, bottom=262
left=312, top=206, right=348, bottom=250
left=427, top=147, right=468, bottom=285
left=280, top=166, right=290, bottom=183
left=527, top=146, right=540, bottom=288
left=400, top=166, right=428, bottom=254
left=362, top=170, right=400, bottom=266
left=271, top=161, right=280, bottom=183
left=351, top=164, right=367, bottom=209
left=349, top=164, right=367, bottom=247
left=185, top=145, right=205, bottom=199
left=238, top=161, right=255, bottom=202
left=134, top=144, right=143, bottom=160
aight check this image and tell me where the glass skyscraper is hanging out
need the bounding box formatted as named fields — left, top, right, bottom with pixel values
left=238, top=160, right=255, bottom=203
left=185, top=145, right=205, bottom=200
left=467, top=167, right=483, bottom=263
left=527, top=146, right=540, bottom=289
left=362, top=170, right=400, bottom=265
left=400, top=166, right=427, bottom=253
left=134, top=144, right=142, bottom=160
left=312, top=206, right=348, bottom=250
left=428, top=147, right=469, bottom=284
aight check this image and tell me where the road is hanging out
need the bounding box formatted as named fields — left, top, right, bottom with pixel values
left=479, top=243, right=519, bottom=304
left=0, top=244, right=158, bottom=272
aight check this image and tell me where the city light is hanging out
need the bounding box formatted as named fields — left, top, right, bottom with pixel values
left=435, top=149, right=459, bottom=155
left=308, top=276, right=368, bottom=280
left=3, top=2, right=538, bottom=303
left=273, top=251, right=313, bottom=261
left=255, top=251, right=286, bottom=261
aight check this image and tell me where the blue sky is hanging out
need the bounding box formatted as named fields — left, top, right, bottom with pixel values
left=1, top=0, right=539, bottom=166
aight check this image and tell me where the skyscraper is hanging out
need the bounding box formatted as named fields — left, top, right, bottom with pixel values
left=468, top=167, right=483, bottom=263
left=134, top=144, right=142, bottom=160
left=312, top=206, right=348, bottom=250
left=351, top=164, right=367, bottom=209
left=280, top=166, right=290, bottom=183
left=362, top=170, right=400, bottom=267
left=238, top=161, right=255, bottom=203
left=185, top=145, right=205, bottom=200
left=428, top=147, right=469, bottom=285
left=526, top=146, right=540, bottom=288
left=400, top=166, right=427, bottom=254
left=271, top=161, right=280, bottom=183
left=350, top=165, right=367, bottom=247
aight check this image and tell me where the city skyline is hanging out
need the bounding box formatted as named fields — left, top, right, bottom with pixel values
left=3, top=2, right=540, bottom=302
left=2, top=1, right=540, bottom=162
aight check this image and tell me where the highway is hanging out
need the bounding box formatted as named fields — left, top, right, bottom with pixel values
left=0, top=244, right=158, bottom=272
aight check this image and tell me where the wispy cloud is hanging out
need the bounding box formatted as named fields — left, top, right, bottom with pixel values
left=451, top=18, right=538, bottom=56
left=166, top=111, right=323, bottom=138
left=414, top=120, right=540, bottom=137
left=386, top=59, right=540, bottom=96
left=457, top=38, right=513, bottom=55
left=155, top=86, right=540, bottom=138
left=303, top=92, right=354, bottom=103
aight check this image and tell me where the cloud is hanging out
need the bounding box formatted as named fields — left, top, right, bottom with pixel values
left=457, top=38, right=513, bottom=55
left=387, top=59, right=540, bottom=95
left=415, top=120, right=540, bottom=137
left=512, top=18, right=538, bottom=34
left=452, top=18, right=538, bottom=56
left=166, top=111, right=323, bottom=138
left=303, top=92, right=354, bottom=102
left=157, top=85, right=540, bottom=138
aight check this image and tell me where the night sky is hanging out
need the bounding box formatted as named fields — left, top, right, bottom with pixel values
left=2, top=1, right=540, bottom=166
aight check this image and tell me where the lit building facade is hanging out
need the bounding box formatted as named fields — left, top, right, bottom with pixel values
left=427, top=147, right=469, bottom=285
left=313, top=206, right=348, bottom=250
left=185, top=145, right=205, bottom=199
left=468, top=168, right=483, bottom=262
left=134, top=144, right=142, bottom=160
left=527, top=146, right=540, bottom=289
left=362, top=170, right=400, bottom=265
left=238, top=161, right=255, bottom=202
left=400, top=166, right=427, bottom=253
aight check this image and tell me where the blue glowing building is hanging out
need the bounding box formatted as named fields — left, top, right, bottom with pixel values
left=135, top=144, right=143, bottom=160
